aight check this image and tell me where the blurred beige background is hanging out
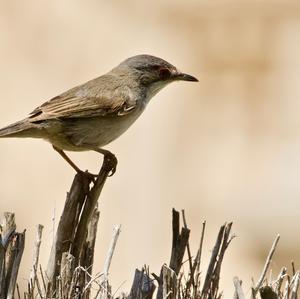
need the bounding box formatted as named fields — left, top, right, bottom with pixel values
left=1, top=0, right=300, bottom=297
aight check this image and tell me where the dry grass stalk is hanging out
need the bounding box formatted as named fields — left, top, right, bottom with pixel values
left=29, top=224, right=44, bottom=292
left=0, top=158, right=299, bottom=299
left=253, top=234, right=281, bottom=295
left=1, top=207, right=299, bottom=299
left=233, top=277, right=245, bottom=299
left=98, top=224, right=121, bottom=299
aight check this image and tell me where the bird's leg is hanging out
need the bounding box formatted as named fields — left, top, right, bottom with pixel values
left=93, top=148, right=118, bottom=176
left=52, top=145, right=97, bottom=180
left=52, top=145, right=81, bottom=172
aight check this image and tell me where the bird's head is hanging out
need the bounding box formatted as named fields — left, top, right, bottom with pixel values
left=115, top=54, right=198, bottom=98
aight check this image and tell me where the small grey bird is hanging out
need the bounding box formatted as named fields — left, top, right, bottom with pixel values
left=0, top=54, right=198, bottom=176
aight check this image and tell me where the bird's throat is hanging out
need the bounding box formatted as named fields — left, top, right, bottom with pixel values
left=145, top=81, right=170, bottom=102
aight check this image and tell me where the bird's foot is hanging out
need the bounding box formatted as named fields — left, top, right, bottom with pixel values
left=103, top=152, right=118, bottom=176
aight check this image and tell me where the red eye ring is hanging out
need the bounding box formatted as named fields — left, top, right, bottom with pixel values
left=159, top=68, right=171, bottom=80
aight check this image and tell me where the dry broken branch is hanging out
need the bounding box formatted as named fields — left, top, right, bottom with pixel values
left=0, top=213, right=25, bottom=299
left=46, top=155, right=114, bottom=296
left=0, top=168, right=298, bottom=299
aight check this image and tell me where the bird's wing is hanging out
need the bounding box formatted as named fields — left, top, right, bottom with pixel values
left=28, top=86, right=137, bottom=121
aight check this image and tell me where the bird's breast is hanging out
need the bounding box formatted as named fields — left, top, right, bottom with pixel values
left=56, top=103, right=146, bottom=150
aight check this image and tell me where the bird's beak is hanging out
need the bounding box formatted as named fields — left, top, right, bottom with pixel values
left=174, top=72, right=199, bottom=82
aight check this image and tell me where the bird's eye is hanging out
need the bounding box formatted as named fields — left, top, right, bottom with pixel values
left=158, top=68, right=171, bottom=80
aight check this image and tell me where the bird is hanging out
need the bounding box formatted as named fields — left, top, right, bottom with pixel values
left=0, top=54, right=198, bottom=177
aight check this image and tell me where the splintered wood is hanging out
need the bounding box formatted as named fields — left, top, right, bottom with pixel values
left=0, top=164, right=298, bottom=299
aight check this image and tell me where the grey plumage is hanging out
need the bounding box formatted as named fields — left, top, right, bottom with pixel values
left=0, top=54, right=198, bottom=174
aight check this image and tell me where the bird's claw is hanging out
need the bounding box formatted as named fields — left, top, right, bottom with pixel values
left=104, top=153, right=118, bottom=176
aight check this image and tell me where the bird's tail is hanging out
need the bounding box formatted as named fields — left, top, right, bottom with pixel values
left=0, top=119, right=35, bottom=138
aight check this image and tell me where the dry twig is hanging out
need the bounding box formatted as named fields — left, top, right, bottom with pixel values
left=254, top=234, right=280, bottom=295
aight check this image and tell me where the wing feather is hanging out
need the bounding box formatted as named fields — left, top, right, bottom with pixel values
left=29, top=82, right=137, bottom=121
